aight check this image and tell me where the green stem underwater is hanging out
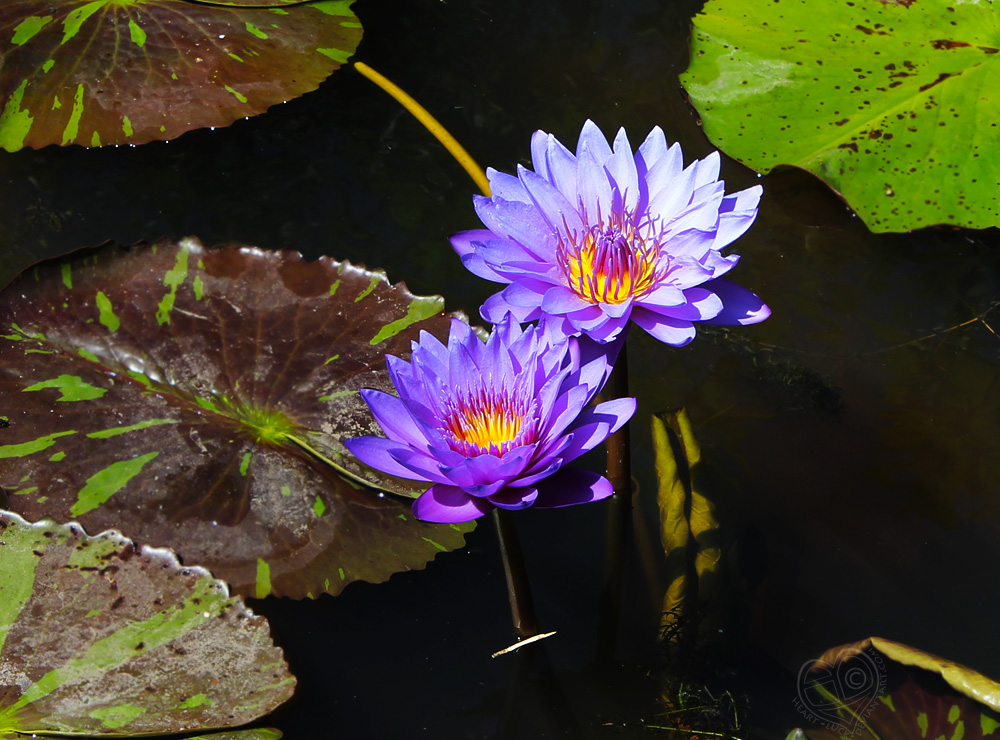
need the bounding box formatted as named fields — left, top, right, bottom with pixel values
left=494, top=508, right=539, bottom=639
left=285, top=433, right=373, bottom=489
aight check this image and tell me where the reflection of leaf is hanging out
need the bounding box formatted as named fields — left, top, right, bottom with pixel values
left=794, top=637, right=1000, bottom=740
left=0, top=510, right=294, bottom=737
left=652, top=409, right=721, bottom=634
left=0, top=238, right=473, bottom=599
left=681, top=0, right=1000, bottom=232
left=0, top=0, right=363, bottom=151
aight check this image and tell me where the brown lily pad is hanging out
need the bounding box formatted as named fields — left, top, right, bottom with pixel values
left=0, top=510, right=293, bottom=737
left=0, top=237, right=473, bottom=599
left=0, top=0, right=363, bottom=151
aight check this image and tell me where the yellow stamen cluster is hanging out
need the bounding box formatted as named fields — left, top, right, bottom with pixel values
left=446, top=391, right=523, bottom=454
left=561, top=208, right=660, bottom=305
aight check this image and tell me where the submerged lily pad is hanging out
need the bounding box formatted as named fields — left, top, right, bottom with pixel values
left=682, top=0, right=1000, bottom=232
left=0, top=510, right=293, bottom=737
left=0, top=0, right=362, bottom=151
left=793, top=637, right=1000, bottom=739
left=0, top=237, right=472, bottom=599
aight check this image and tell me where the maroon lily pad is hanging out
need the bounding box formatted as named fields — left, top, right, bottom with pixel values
left=0, top=0, right=363, bottom=151
left=792, top=637, right=1000, bottom=739
left=0, top=510, right=293, bottom=737
left=0, top=237, right=473, bottom=599
left=185, top=1, right=308, bottom=6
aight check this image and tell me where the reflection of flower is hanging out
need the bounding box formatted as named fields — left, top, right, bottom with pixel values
left=345, top=314, right=635, bottom=523
left=452, top=120, right=769, bottom=345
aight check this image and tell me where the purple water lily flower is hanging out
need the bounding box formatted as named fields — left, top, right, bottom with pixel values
left=452, top=120, right=770, bottom=345
left=344, top=313, right=636, bottom=523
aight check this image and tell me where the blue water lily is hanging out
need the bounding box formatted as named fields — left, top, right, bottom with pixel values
left=452, top=120, right=770, bottom=345
left=346, top=313, right=635, bottom=523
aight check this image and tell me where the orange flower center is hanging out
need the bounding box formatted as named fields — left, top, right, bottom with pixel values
left=445, top=391, right=524, bottom=456
left=560, top=207, right=660, bottom=305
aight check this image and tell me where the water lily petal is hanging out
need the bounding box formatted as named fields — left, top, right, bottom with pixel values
left=460, top=251, right=513, bottom=284
left=481, top=291, right=541, bottom=324
left=518, top=164, right=584, bottom=236
left=344, top=436, right=433, bottom=481
left=701, top=278, right=771, bottom=325
left=541, top=284, right=589, bottom=315
left=638, top=287, right=723, bottom=321
left=412, top=484, right=495, bottom=523
left=450, top=229, right=495, bottom=258
left=630, top=307, right=698, bottom=346
left=607, top=127, right=640, bottom=212
left=543, top=133, right=579, bottom=203
left=488, top=487, right=540, bottom=510
left=474, top=197, right=555, bottom=255
left=558, top=397, right=637, bottom=462
left=576, top=119, right=613, bottom=163
left=358, top=388, right=433, bottom=450
left=575, top=144, right=614, bottom=225
left=691, top=150, right=721, bottom=189
left=449, top=122, right=767, bottom=348
left=714, top=186, right=763, bottom=248
left=486, top=168, right=532, bottom=204
left=533, top=467, right=615, bottom=508
left=596, top=298, right=634, bottom=319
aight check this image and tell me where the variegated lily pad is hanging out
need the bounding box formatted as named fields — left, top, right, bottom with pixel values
left=185, top=1, right=307, bottom=5
left=0, top=238, right=473, bottom=599
left=0, top=510, right=293, bottom=737
left=0, top=0, right=362, bottom=151
left=793, top=637, right=1000, bottom=740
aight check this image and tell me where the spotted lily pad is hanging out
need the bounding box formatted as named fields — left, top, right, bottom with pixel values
left=0, top=0, right=362, bottom=151
left=0, top=510, right=293, bottom=737
left=681, top=0, right=1000, bottom=232
left=0, top=237, right=473, bottom=599
left=793, top=637, right=1000, bottom=739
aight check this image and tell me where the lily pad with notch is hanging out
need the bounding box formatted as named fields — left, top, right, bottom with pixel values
left=0, top=0, right=363, bottom=151
left=681, top=0, right=1000, bottom=232
left=0, top=237, right=473, bottom=599
left=0, top=510, right=293, bottom=738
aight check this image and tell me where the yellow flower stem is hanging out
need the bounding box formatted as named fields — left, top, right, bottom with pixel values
left=354, top=62, right=541, bottom=641
left=353, top=62, right=492, bottom=197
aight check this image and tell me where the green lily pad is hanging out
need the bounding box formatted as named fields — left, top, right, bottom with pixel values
left=0, top=0, right=362, bottom=151
left=0, top=237, right=473, bottom=599
left=0, top=509, right=293, bottom=737
left=681, top=0, right=1000, bottom=232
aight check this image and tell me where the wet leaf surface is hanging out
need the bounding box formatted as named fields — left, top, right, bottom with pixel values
left=0, top=509, right=293, bottom=736
left=0, top=238, right=473, bottom=599
left=681, top=0, right=1000, bottom=232
left=795, top=637, right=1000, bottom=739
left=0, top=0, right=363, bottom=151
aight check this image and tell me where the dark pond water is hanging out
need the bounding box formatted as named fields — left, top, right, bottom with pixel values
left=2, top=0, right=1000, bottom=737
